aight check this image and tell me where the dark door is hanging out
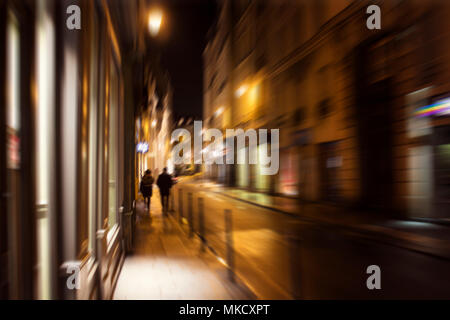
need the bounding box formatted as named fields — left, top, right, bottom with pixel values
left=360, top=79, right=394, bottom=210
left=433, top=126, right=450, bottom=218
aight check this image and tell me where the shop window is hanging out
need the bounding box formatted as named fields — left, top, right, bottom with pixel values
left=35, top=1, right=56, bottom=299
left=237, top=147, right=249, bottom=188
left=7, top=11, right=20, bottom=168
left=87, top=11, right=100, bottom=251
left=405, top=87, right=432, bottom=138
left=108, top=60, right=119, bottom=228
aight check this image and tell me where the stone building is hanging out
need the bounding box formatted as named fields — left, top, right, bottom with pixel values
left=203, top=0, right=450, bottom=220
left=135, top=71, right=173, bottom=191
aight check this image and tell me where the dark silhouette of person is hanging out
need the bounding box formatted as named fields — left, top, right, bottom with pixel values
left=140, top=169, right=154, bottom=212
left=157, top=167, right=173, bottom=214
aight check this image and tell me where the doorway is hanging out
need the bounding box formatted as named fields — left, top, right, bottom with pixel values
left=356, top=36, right=395, bottom=211
left=433, top=126, right=450, bottom=218
left=359, top=79, right=394, bottom=210
left=319, top=142, right=340, bottom=202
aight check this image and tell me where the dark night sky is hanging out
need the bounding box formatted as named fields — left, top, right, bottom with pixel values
left=158, top=0, right=218, bottom=119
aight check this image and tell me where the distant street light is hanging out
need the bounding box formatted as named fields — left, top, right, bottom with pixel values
left=136, top=142, right=149, bottom=153
left=215, top=106, right=224, bottom=117
left=235, top=84, right=248, bottom=98
left=148, top=9, right=163, bottom=36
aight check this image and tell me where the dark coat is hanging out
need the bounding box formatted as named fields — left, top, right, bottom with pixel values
left=140, top=174, right=154, bottom=197
left=157, top=173, right=173, bottom=195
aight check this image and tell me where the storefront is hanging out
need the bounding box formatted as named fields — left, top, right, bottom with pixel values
left=406, top=91, right=450, bottom=220
left=279, top=148, right=299, bottom=196
left=0, top=0, right=130, bottom=300
left=237, top=147, right=249, bottom=188
left=1, top=0, right=38, bottom=300
left=254, top=143, right=270, bottom=192
left=419, top=95, right=450, bottom=219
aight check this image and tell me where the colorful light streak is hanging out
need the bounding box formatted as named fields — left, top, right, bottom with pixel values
left=415, top=98, right=450, bottom=118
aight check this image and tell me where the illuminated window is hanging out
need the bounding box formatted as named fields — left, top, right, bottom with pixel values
left=108, top=60, right=119, bottom=228
left=7, top=11, right=20, bottom=169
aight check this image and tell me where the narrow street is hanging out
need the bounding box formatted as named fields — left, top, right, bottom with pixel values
left=173, top=180, right=450, bottom=299
left=2, top=0, right=450, bottom=303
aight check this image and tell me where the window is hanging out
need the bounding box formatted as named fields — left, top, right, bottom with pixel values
left=7, top=11, right=20, bottom=169
left=35, top=1, right=56, bottom=299
left=317, top=98, right=331, bottom=119
left=108, top=59, right=119, bottom=228
left=317, top=65, right=332, bottom=118
left=293, top=107, right=305, bottom=125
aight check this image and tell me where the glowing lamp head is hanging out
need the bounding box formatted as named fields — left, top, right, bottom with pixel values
left=215, top=106, right=224, bottom=117
left=148, top=9, right=163, bottom=37
left=235, top=84, right=248, bottom=98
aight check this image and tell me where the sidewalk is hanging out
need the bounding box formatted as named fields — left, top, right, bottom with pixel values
left=113, top=193, right=254, bottom=300
left=188, top=179, right=450, bottom=260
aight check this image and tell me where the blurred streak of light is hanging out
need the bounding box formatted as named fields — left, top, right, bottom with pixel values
left=248, top=85, right=259, bottom=106
left=216, top=257, right=228, bottom=267
left=7, top=12, right=20, bottom=131
left=62, top=46, right=78, bottom=261
left=415, top=98, right=450, bottom=117
left=143, top=119, right=149, bottom=135
left=82, top=72, right=88, bottom=161
left=36, top=0, right=55, bottom=300
left=389, top=221, right=437, bottom=228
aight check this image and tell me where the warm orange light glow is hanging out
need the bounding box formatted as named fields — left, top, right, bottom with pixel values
left=248, top=84, right=259, bottom=106
left=148, top=9, right=163, bottom=37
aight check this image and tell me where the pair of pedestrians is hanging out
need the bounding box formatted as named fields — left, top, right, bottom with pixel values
left=140, top=167, right=173, bottom=215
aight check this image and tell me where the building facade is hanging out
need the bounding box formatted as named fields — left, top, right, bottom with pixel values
left=0, top=0, right=151, bottom=299
left=203, top=0, right=450, bottom=220
left=135, top=71, right=173, bottom=196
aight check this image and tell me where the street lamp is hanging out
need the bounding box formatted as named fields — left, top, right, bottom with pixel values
left=215, top=106, right=224, bottom=117
left=235, top=84, right=248, bottom=98
left=148, top=9, right=163, bottom=37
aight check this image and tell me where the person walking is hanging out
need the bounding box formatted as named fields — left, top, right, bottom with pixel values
left=140, top=169, right=154, bottom=213
left=157, top=167, right=173, bottom=215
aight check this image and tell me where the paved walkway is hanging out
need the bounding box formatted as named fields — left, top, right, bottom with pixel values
left=113, top=193, right=253, bottom=300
